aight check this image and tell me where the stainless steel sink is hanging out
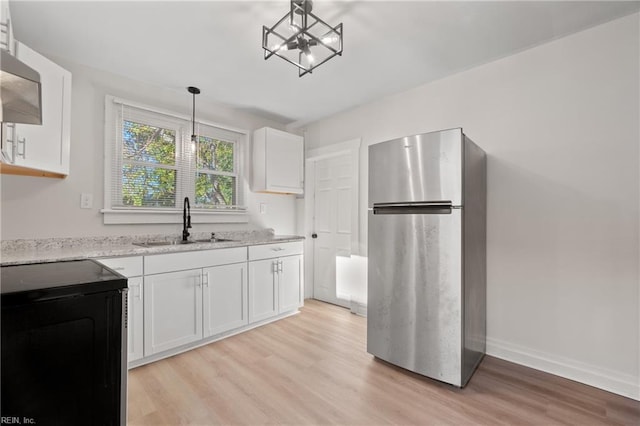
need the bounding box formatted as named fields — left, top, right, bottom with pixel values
left=133, top=240, right=194, bottom=247
left=134, top=238, right=232, bottom=247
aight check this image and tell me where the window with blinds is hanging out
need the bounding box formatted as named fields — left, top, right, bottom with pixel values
left=195, top=123, right=241, bottom=209
left=105, top=97, right=246, bottom=221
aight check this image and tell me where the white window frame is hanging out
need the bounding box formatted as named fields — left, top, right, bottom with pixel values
left=115, top=106, right=185, bottom=209
left=194, top=123, right=241, bottom=209
left=102, top=95, right=249, bottom=225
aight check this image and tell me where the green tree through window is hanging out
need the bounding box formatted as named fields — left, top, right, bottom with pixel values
left=112, top=101, right=243, bottom=212
left=122, top=121, right=177, bottom=207
left=196, top=136, right=236, bottom=207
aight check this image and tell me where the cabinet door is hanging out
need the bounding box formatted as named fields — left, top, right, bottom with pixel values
left=13, top=42, right=71, bottom=175
left=0, top=0, right=14, bottom=53
left=127, top=276, right=144, bottom=363
left=279, top=255, right=303, bottom=313
left=252, top=127, right=304, bottom=194
left=266, top=129, right=304, bottom=193
left=248, top=259, right=278, bottom=323
left=203, top=263, right=248, bottom=337
left=144, top=269, right=203, bottom=356
left=1, top=123, right=16, bottom=164
left=265, top=128, right=303, bottom=193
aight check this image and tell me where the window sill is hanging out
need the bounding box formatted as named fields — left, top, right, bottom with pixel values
left=101, top=208, right=249, bottom=225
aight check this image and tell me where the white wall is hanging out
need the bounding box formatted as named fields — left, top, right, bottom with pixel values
left=302, top=14, right=640, bottom=399
left=0, top=59, right=298, bottom=240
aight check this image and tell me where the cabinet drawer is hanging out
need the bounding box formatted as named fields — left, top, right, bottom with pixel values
left=145, top=247, right=247, bottom=275
left=249, top=241, right=303, bottom=261
left=97, top=256, right=143, bottom=278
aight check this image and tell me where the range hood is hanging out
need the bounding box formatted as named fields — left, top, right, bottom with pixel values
left=0, top=48, right=42, bottom=125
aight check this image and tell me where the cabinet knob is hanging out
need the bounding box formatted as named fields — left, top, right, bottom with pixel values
left=311, top=233, right=318, bottom=239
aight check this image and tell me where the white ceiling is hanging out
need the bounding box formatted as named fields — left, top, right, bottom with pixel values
left=10, top=1, right=640, bottom=127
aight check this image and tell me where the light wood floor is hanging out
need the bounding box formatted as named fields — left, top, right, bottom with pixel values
left=128, top=299, right=639, bottom=425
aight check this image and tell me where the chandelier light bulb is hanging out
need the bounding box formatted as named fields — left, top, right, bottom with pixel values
left=322, top=35, right=337, bottom=44
left=306, top=52, right=315, bottom=63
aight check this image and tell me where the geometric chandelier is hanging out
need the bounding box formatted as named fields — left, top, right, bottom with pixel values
left=262, top=0, right=343, bottom=77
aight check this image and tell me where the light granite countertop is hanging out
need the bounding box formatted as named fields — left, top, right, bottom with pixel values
left=0, top=230, right=304, bottom=266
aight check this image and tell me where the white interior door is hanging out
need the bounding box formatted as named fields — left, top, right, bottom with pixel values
left=312, top=154, right=353, bottom=307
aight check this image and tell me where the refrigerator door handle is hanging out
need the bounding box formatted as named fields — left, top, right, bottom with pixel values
left=372, top=201, right=453, bottom=215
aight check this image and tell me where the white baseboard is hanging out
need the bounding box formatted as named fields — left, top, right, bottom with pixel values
left=486, top=337, right=639, bottom=401
left=350, top=301, right=367, bottom=317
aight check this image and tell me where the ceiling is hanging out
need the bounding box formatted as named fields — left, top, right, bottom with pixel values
left=10, top=1, right=640, bottom=127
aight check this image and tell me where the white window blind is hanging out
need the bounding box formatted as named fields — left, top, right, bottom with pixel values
left=104, top=96, right=247, bottom=223
left=194, top=122, right=243, bottom=209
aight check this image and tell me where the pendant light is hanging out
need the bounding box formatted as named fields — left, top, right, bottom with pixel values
left=262, top=0, right=343, bottom=77
left=187, top=86, right=200, bottom=149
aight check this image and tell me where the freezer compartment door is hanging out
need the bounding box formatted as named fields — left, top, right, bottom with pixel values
left=367, top=209, right=463, bottom=386
left=369, top=128, right=463, bottom=206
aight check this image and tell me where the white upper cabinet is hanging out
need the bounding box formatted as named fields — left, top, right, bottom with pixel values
left=0, top=0, right=14, bottom=54
left=2, top=41, right=71, bottom=176
left=252, top=127, right=304, bottom=194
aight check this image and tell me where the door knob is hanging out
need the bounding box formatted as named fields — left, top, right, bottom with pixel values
left=311, top=233, right=317, bottom=239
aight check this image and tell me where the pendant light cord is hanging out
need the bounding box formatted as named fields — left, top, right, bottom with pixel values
left=191, top=91, right=196, bottom=140
left=188, top=86, right=200, bottom=142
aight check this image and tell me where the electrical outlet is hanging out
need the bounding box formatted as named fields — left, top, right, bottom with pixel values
left=260, top=203, right=267, bottom=214
left=80, top=193, right=93, bottom=209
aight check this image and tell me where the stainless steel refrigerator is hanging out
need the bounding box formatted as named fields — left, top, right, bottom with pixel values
left=367, top=128, right=486, bottom=387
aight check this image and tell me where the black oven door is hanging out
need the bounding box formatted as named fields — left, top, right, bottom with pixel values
left=1, top=289, right=125, bottom=426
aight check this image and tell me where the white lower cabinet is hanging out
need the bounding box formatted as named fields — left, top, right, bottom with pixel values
left=145, top=262, right=249, bottom=356
left=98, top=242, right=302, bottom=366
left=248, top=255, right=302, bottom=322
left=142, top=247, right=249, bottom=357
left=248, top=241, right=304, bottom=323
left=144, top=269, right=203, bottom=356
left=279, top=255, right=303, bottom=313
left=127, top=277, right=144, bottom=362
left=203, top=262, right=248, bottom=337
left=95, top=256, right=144, bottom=363
left=248, top=259, right=279, bottom=323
